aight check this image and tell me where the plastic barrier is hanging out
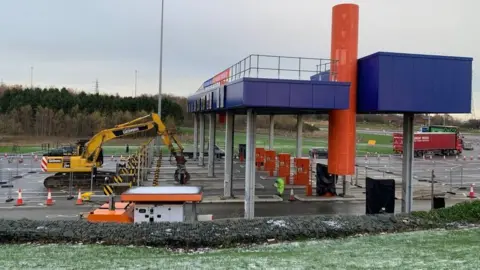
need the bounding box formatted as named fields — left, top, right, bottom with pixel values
left=293, top=157, right=310, bottom=185
left=255, top=147, right=266, bottom=169
left=264, top=150, right=276, bottom=176
left=277, top=153, right=291, bottom=184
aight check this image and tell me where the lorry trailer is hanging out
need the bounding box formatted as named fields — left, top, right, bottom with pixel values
left=392, top=132, right=463, bottom=157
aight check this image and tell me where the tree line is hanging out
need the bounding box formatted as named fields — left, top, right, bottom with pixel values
left=0, top=85, right=185, bottom=137
left=0, top=84, right=477, bottom=138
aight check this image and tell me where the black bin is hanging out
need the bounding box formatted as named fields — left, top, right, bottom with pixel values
left=433, top=197, right=445, bottom=209
left=366, top=177, right=395, bottom=214
left=315, top=163, right=337, bottom=196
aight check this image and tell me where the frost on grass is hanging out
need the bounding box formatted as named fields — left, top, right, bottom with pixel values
left=266, top=219, right=288, bottom=228
left=1, top=228, right=480, bottom=270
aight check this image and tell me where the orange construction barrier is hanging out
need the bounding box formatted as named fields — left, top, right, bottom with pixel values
left=264, top=150, right=276, bottom=176
left=15, top=189, right=24, bottom=206
left=76, top=189, right=84, bottom=205
left=293, top=158, right=310, bottom=185
left=45, top=189, right=54, bottom=206
left=255, top=148, right=266, bottom=169
left=277, top=153, right=291, bottom=184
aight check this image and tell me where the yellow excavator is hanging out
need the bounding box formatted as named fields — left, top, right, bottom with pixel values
left=41, top=113, right=190, bottom=189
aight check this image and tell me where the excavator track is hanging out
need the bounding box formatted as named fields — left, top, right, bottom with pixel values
left=43, top=171, right=118, bottom=189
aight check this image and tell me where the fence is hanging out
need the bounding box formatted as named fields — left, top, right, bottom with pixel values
left=200, top=54, right=338, bottom=91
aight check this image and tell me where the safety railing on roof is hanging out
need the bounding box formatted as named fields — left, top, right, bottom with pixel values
left=198, top=54, right=338, bottom=92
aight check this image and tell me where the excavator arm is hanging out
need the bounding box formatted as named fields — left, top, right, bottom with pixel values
left=83, top=113, right=184, bottom=164
left=41, top=112, right=190, bottom=189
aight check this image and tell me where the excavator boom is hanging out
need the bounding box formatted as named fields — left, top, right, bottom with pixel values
left=41, top=113, right=189, bottom=188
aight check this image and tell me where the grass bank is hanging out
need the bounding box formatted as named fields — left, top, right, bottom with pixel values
left=1, top=228, right=479, bottom=269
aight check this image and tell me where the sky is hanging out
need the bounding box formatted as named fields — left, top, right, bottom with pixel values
left=0, top=0, right=478, bottom=118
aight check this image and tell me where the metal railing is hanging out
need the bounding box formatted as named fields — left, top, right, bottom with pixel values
left=199, top=54, right=338, bottom=91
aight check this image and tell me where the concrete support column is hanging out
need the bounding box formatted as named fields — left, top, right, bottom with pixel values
left=198, top=114, right=205, bottom=166
left=269, top=114, right=275, bottom=150
left=296, top=114, right=303, bottom=158
left=224, top=111, right=234, bottom=198
left=193, top=113, right=198, bottom=160
left=245, top=109, right=256, bottom=219
left=402, top=113, right=414, bottom=213
left=208, top=112, right=216, bottom=177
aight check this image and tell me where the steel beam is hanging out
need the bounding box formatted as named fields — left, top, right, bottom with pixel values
left=269, top=114, right=275, bottom=150
left=208, top=112, right=216, bottom=177
left=224, top=111, right=234, bottom=197
left=296, top=114, right=303, bottom=158
left=193, top=113, right=198, bottom=161
left=402, top=113, right=414, bottom=213
left=199, top=114, right=205, bottom=166
left=245, top=109, right=256, bottom=219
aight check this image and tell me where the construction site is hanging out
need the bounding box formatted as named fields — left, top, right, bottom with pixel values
left=1, top=4, right=480, bottom=269
left=0, top=2, right=475, bottom=224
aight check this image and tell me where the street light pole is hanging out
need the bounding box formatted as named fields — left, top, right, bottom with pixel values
left=30, top=66, right=33, bottom=89
left=134, top=69, right=138, bottom=97
left=156, top=0, right=165, bottom=148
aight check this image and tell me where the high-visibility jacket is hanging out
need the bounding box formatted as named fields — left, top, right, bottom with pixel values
left=275, top=177, right=285, bottom=195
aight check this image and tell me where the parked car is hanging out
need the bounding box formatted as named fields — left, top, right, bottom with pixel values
left=309, top=147, right=328, bottom=159
left=183, top=144, right=225, bottom=159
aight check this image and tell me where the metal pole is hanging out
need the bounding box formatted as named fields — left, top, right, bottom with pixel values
left=156, top=0, right=165, bottom=148
left=67, top=172, right=74, bottom=200
left=134, top=69, right=138, bottom=97
left=30, top=66, right=33, bottom=89
left=90, top=167, right=94, bottom=192
left=449, top=168, right=453, bottom=194
left=460, top=166, right=464, bottom=189
left=401, top=113, right=414, bottom=214
left=431, top=169, right=435, bottom=210
left=193, top=113, right=198, bottom=160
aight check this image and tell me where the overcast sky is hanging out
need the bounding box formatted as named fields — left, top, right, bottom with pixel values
left=0, top=0, right=477, bottom=117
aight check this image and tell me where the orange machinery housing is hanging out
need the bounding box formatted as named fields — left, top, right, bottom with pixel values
left=277, top=153, right=291, bottom=184
left=255, top=147, right=266, bottom=169
left=87, top=186, right=203, bottom=223
left=292, top=157, right=310, bottom=185
left=264, top=150, right=276, bottom=176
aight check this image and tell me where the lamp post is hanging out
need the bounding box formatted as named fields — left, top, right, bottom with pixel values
left=156, top=0, right=165, bottom=148
left=134, top=69, right=138, bottom=97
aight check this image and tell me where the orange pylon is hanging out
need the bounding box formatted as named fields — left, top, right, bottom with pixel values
left=45, top=189, right=54, bottom=206
left=76, top=189, right=83, bottom=205
left=289, top=188, right=295, bottom=201
left=468, top=184, right=476, bottom=198
left=15, top=189, right=24, bottom=206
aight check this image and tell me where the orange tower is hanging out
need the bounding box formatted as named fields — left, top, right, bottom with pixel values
left=328, top=3, right=359, bottom=176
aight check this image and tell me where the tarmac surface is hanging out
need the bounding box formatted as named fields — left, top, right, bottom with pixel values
left=1, top=145, right=480, bottom=221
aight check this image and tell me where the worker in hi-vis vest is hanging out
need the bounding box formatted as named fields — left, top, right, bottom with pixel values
left=274, top=177, right=285, bottom=197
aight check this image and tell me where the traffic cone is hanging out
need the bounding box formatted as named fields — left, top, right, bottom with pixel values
left=289, top=188, right=295, bottom=201
left=45, top=189, right=54, bottom=206
left=15, top=189, right=24, bottom=206
left=468, top=184, right=476, bottom=198
left=76, top=189, right=83, bottom=205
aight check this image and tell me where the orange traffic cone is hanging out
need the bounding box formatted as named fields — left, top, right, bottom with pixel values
left=468, top=184, right=476, bottom=198
left=76, top=189, right=83, bottom=205
left=15, top=189, right=24, bottom=206
left=46, top=189, right=54, bottom=206
left=289, top=188, right=295, bottom=201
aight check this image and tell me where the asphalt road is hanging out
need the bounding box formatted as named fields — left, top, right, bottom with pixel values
left=2, top=146, right=480, bottom=221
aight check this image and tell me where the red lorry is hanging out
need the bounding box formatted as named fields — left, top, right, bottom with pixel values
left=392, top=132, right=463, bottom=157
